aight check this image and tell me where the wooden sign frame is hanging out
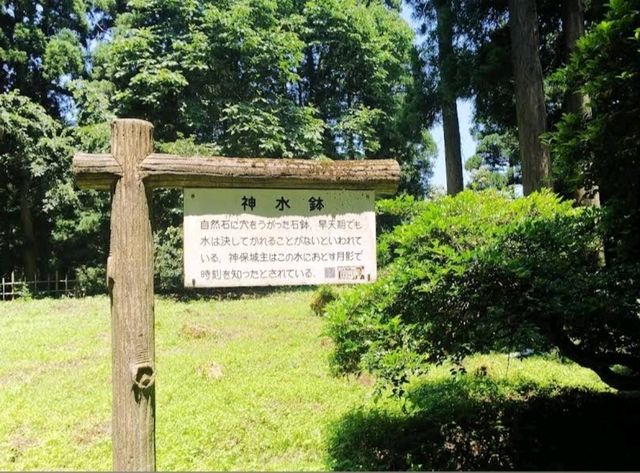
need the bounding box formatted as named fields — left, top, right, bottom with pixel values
left=72, top=118, right=400, bottom=471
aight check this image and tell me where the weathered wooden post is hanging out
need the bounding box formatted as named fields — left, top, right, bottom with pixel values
left=72, top=119, right=157, bottom=469
left=73, top=117, right=400, bottom=471
left=108, top=119, right=156, bottom=470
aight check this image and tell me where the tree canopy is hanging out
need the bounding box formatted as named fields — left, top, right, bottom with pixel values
left=550, top=0, right=640, bottom=263
left=92, top=0, right=435, bottom=171
left=0, top=0, right=436, bottom=281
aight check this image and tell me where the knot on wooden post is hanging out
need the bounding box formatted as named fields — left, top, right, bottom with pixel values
left=131, top=362, right=155, bottom=391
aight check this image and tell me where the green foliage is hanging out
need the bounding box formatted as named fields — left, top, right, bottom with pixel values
left=46, top=122, right=112, bottom=276
left=0, top=0, right=90, bottom=115
left=94, top=0, right=433, bottom=193
left=0, top=0, right=117, bottom=277
left=375, top=194, right=427, bottom=237
left=156, top=136, right=222, bottom=157
left=336, top=105, right=385, bottom=157
left=47, top=187, right=111, bottom=271
left=154, top=225, right=183, bottom=293
left=74, top=265, right=107, bottom=296
left=221, top=99, right=324, bottom=158
left=2, top=0, right=437, bottom=281
left=0, top=91, right=74, bottom=275
left=549, top=0, right=640, bottom=262
left=68, top=80, right=116, bottom=126
left=326, top=190, right=640, bottom=391
left=42, top=29, right=84, bottom=82
left=22, top=0, right=436, bottom=291
left=406, top=0, right=607, bottom=185
left=396, top=130, right=437, bottom=198
left=465, top=131, right=520, bottom=190
left=310, top=286, right=338, bottom=316
left=0, top=92, right=71, bottom=180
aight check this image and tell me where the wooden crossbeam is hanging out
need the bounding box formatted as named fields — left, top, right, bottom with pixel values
left=72, top=118, right=400, bottom=472
left=73, top=153, right=400, bottom=195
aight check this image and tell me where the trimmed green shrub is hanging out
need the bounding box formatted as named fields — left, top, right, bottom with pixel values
left=326, top=190, right=640, bottom=392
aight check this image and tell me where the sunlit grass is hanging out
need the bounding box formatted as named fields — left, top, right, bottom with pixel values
left=0, top=292, right=368, bottom=470
left=415, top=352, right=609, bottom=393
left=0, top=292, right=611, bottom=470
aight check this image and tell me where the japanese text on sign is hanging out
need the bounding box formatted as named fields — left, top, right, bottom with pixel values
left=184, top=188, right=376, bottom=287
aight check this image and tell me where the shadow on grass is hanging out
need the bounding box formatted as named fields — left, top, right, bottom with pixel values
left=156, top=285, right=317, bottom=302
left=326, top=377, right=640, bottom=470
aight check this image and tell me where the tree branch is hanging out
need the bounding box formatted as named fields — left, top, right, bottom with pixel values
left=544, top=318, right=640, bottom=391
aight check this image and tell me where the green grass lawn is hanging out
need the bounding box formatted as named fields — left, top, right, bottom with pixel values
left=0, top=290, right=371, bottom=470
left=0, top=291, right=611, bottom=470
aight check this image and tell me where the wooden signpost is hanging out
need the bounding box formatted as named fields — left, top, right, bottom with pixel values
left=72, top=118, right=400, bottom=471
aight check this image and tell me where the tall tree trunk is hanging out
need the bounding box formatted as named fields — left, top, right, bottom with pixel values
left=436, top=0, right=464, bottom=195
left=442, top=100, right=464, bottom=195
left=508, top=0, right=551, bottom=195
left=19, top=180, right=37, bottom=279
left=563, top=0, right=588, bottom=114
left=563, top=0, right=600, bottom=207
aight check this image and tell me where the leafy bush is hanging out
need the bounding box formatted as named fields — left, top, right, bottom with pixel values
left=549, top=0, right=640, bottom=263
left=154, top=225, right=183, bottom=293
left=75, top=265, right=107, bottom=296
left=310, top=286, right=338, bottom=316
left=375, top=194, right=426, bottom=237
left=326, top=190, right=640, bottom=391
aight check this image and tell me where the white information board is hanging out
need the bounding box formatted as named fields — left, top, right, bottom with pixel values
left=184, top=188, right=376, bottom=287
